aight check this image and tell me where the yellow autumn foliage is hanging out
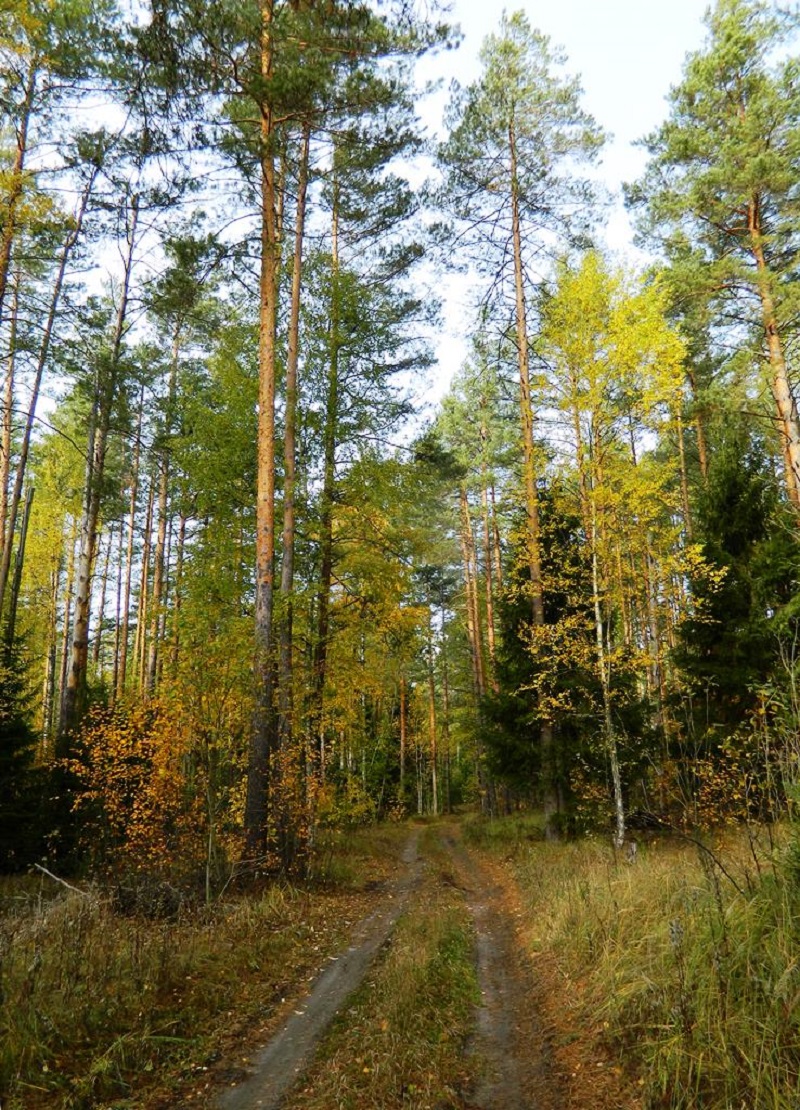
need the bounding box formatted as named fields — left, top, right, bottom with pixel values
left=67, top=700, right=206, bottom=874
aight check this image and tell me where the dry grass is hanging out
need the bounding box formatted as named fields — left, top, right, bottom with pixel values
left=482, top=817, right=800, bottom=1110
left=0, top=825, right=409, bottom=1109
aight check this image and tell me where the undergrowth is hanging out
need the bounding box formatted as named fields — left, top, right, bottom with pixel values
left=0, top=824, right=408, bottom=1108
left=498, top=820, right=800, bottom=1109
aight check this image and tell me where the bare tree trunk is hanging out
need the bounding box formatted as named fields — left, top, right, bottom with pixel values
left=426, top=604, right=438, bottom=817
left=59, top=193, right=138, bottom=741
left=749, top=200, right=800, bottom=509
left=57, top=523, right=78, bottom=730
left=399, top=674, right=407, bottom=797
left=441, top=641, right=452, bottom=813
left=615, top=543, right=633, bottom=649
left=117, top=386, right=144, bottom=699
left=311, top=174, right=341, bottom=780
left=643, top=545, right=668, bottom=741
left=490, top=483, right=503, bottom=593
left=480, top=484, right=498, bottom=692
left=112, top=522, right=123, bottom=702
left=278, top=123, right=310, bottom=757
left=245, top=0, right=280, bottom=858
left=459, top=487, right=485, bottom=699
left=145, top=342, right=177, bottom=698
left=0, top=173, right=96, bottom=618
left=92, top=523, right=114, bottom=671
left=135, top=477, right=154, bottom=694
left=41, top=562, right=60, bottom=752
left=158, top=514, right=173, bottom=688
left=0, top=68, right=35, bottom=325
left=509, top=118, right=557, bottom=828
left=5, top=485, right=32, bottom=647
left=590, top=510, right=626, bottom=850
left=685, top=366, right=709, bottom=481
left=170, top=512, right=186, bottom=675
left=0, top=268, right=20, bottom=554
left=676, top=410, right=693, bottom=540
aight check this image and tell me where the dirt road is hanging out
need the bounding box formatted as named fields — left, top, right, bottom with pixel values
left=438, top=828, right=564, bottom=1110
left=211, top=823, right=566, bottom=1110
left=215, top=834, right=422, bottom=1110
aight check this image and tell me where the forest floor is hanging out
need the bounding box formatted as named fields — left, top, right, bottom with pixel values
left=1, top=816, right=644, bottom=1109
left=192, top=818, right=637, bottom=1110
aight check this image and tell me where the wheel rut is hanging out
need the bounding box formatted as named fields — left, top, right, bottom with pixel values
left=214, top=834, right=421, bottom=1110
left=211, top=825, right=565, bottom=1110
left=438, top=825, right=566, bottom=1110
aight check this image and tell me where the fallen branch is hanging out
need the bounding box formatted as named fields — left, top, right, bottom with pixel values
left=33, top=863, right=90, bottom=897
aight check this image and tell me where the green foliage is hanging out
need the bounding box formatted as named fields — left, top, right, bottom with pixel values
left=483, top=491, right=655, bottom=824
left=0, top=643, right=43, bottom=871
left=675, top=419, right=796, bottom=736
left=439, top=9, right=603, bottom=291
left=630, top=0, right=800, bottom=467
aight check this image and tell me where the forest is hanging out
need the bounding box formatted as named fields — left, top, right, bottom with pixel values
left=3, top=0, right=800, bottom=1106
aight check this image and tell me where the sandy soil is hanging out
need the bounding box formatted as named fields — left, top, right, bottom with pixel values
left=438, top=826, right=566, bottom=1110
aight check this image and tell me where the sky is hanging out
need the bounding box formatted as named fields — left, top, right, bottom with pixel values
left=416, top=0, right=713, bottom=402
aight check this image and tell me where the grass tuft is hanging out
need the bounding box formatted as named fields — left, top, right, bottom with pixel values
left=0, top=829, right=408, bottom=1109
left=503, top=825, right=800, bottom=1109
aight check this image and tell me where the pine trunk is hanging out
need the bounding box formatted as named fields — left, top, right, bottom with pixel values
left=244, top=0, right=279, bottom=858
left=426, top=605, right=438, bottom=817
left=117, top=386, right=144, bottom=699
left=145, top=342, right=178, bottom=698
left=92, top=524, right=114, bottom=670
left=459, top=488, right=485, bottom=698
left=0, top=173, right=96, bottom=619
left=135, top=478, right=154, bottom=693
left=749, top=199, right=800, bottom=509
left=1, top=270, right=19, bottom=555
left=59, top=195, right=138, bottom=741
left=310, top=178, right=341, bottom=779
left=0, top=70, right=35, bottom=324
left=509, top=119, right=557, bottom=828
left=278, top=124, right=310, bottom=758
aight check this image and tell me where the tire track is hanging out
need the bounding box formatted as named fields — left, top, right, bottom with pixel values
left=438, top=826, right=565, bottom=1110
left=214, top=834, right=420, bottom=1110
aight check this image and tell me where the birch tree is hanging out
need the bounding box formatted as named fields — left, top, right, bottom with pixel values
left=540, top=253, right=686, bottom=846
